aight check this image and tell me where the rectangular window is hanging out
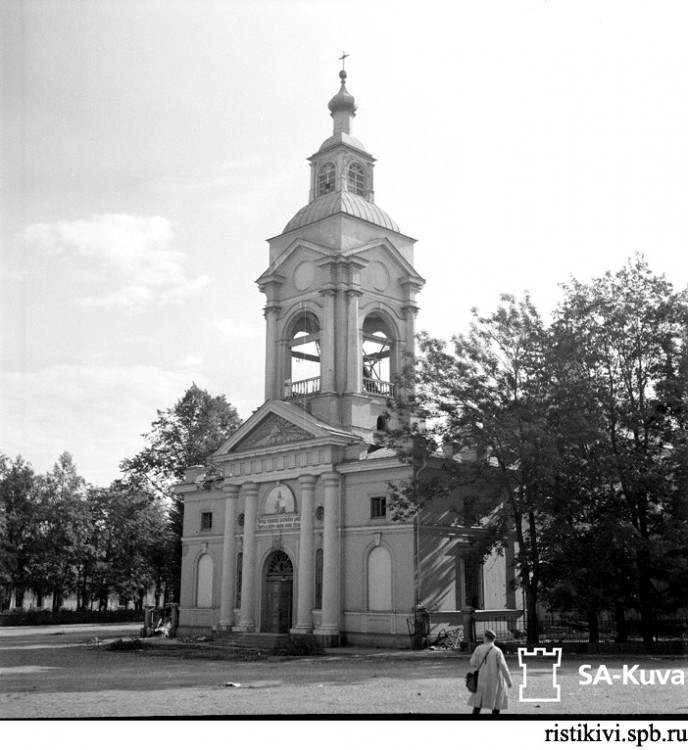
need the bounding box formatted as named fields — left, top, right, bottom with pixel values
left=370, top=496, right=387, bottom=519
left=463, top=555, right=483, bottom=609
left=201, top=512, right=213, bottom=531
left=235, top=553, right=243, bottom=608
left=314, top=548, right=323, bottom=609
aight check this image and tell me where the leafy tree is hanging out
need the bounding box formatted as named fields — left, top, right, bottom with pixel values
left=86, top=479, right=174, bottom=609
left=387, top=294, right=557, bottom=642
left=121, top=384, right=242, bottom=598
left=0, top=455, right=38, bottom=610
left=556, top=256, right=688, bottom=641
left=25, top=452, right=88, bottom=611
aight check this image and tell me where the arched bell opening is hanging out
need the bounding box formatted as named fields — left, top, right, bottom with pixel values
left=361, top=313, right=396, bottom=398
left=284, top=311, right=321, bottom=399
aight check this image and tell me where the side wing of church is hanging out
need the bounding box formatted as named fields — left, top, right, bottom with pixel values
left=175, top=69, right=521, bottom=647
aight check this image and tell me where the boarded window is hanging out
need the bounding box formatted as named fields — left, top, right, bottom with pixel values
left=196, top=553, right=214, bottom=608
left=367, top=546, right=392, bottom=611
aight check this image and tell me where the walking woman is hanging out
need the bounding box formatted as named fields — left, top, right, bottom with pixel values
left=467, top=629, right=513, bottom=715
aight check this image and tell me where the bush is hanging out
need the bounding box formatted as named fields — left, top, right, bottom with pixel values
left=0, top=609, right=145, bottom=627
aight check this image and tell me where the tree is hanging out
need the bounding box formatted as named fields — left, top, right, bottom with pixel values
left=0, top=455, right=38, bottom=610
left=387, top=294, right=558, bottom=642
left=121, top=383, right=242, bottom=598
left=86, top=479, right=174, bottom=609
left=25, top=453, right=88, bottom=611
left=556, top=256, right=688, bottom=641
left=386, top=258, right=688, bottom=644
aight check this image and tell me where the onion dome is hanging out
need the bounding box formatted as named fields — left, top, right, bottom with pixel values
left=328, top=70, right=357, bottom=135
left=328, top=70, right=357, bottom=115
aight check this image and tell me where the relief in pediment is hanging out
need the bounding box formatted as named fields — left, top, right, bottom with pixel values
left=233, top=414, right=313, bottom=452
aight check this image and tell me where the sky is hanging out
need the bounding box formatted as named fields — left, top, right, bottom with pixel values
left=2, top=0, right=687, bottom=487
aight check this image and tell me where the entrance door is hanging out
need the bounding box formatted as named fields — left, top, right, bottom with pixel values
left=262, top=551, right=294, bottom=633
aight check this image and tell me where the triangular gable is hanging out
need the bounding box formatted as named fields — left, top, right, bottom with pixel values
left=256, top=239, right=335, bottom=286
left=232, top=413, right=313, bottom=452
left=342, top=238, right=424, bottom=284
left=214, top=400, right=358, bottom=457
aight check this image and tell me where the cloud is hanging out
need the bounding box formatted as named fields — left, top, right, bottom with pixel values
left=22, top=214, right=210, bottom=312
left=212, top=317, right=262, bottom=343
left=0, top=362, right=217, bottom=486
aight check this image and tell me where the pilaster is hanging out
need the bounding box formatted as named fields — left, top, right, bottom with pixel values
left=235, top=482, right=259, bottom=632
left=315, top=471, right=341, bottom=638
left=217, top=484, right=240, bottom=630
left=292, top=474, right=316, bottom=633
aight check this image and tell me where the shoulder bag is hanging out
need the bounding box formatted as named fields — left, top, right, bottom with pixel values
left=465, top=645, right=493, bottom=693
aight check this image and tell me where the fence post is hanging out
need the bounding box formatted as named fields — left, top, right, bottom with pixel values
left=461, top=607, right=475, bottom=644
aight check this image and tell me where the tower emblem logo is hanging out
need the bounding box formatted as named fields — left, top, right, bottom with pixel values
left=517, top=647, right=563, bottom=702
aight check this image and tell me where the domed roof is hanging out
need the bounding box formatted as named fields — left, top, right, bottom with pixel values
left=283, top=191, right=400, bottom=234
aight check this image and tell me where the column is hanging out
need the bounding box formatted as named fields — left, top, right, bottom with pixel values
left=292, top=474, right=316, bottom=632
left=217, top=484, right=239, bottom=630
left=319, top=290, right=336, bottom=393
left=236, top=482, right=259, bottom=631
left=345, top=290, right=362, bottom=394
left=264, top=304, right=281, bottom=401
left=316, top=472, right=341, bottom=637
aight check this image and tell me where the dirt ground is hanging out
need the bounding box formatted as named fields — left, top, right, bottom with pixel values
left=1, top=625, right=687, bottom=719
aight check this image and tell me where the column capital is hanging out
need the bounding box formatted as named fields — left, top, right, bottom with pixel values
left=243, top=482, right=259, bottom=497
left=264, top=303, right=281, bottom=317
left=345, top=288, right=363, bottom=299
left=298, top=474, right=317, bottom=489
left=221, top=482, right=241, bottom=497
left=321, top=471, right=340, bottom=488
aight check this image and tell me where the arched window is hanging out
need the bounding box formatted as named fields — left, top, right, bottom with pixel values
left=285, top=312, right=321, bottom=398
left=314, top=548, right=323, bottom=609
left=348, top=162, right=366, bottom=196
left=367, top=546, right=392, bottom=611
left=196, top=553, right=214, bottom=608
left=362, top=313, right=393, bottom=396
left=318, top=162, right=335, bottom=196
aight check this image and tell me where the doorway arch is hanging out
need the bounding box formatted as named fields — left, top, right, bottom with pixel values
left=261, top=550, right=294, bottom=633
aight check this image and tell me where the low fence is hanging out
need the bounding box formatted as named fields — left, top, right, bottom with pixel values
left=0, top=609, right=146, bottom=627
left=426, top=608, right=688, bottom=647
left=535, top=611, right=688, bottom=643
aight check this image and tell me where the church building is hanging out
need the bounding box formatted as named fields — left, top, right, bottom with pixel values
left=175, top=68, right=520, bottom=647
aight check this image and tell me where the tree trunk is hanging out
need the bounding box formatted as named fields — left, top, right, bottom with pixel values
left=525, top=587, right=539, bottom=643
left=587, top=609, right=599, bottom=643
left=615, top=602, right=628, bottom=643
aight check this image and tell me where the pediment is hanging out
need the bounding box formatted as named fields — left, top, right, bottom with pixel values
left=214, top=400, right=358, bottom=457
left=257, top=239, right=335, bottom=286
left=232, top=413, right=314, bottom=452
left=342, top=238, right=423, bottom=283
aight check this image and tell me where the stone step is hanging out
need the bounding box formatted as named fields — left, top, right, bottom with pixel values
left=211, top=631, right=290, bottom=654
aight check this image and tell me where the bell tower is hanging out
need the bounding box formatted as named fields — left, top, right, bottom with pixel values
left=257, top=66, right=424, bottom=440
